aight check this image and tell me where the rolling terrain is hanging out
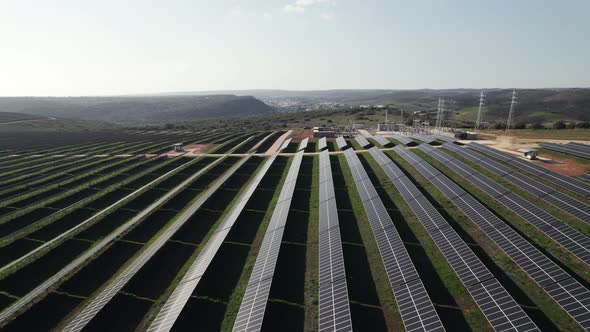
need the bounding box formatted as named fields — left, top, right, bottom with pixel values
left=0, top=126, right=588, bottom=331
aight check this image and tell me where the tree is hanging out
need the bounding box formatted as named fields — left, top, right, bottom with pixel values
left=531, top=122, right=545, bottom=130
left=514, top=122, right=526, bottom=129
left=553, top=120, right=566, bottom=129
left=576, top=122, right=590, bottom=129
left=491, top=122, right=505, bottom=130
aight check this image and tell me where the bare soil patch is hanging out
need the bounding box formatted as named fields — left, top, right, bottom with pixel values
left=534, top=152, right=590, bottom=176
left=184, top=143, right=214, bottom=154
left=297, top=129, right=313, bottom=140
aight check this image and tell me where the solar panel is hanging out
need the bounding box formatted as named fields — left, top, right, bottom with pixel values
left=342, top=148, right=444, bottom=332
left=411, top=133, right=436, bottom=144
left=318, top=137, right=328, bottom=151
left=467, top=143, right=590, bottom=198
left=63, top=156, right=252, bottom=332
left=432, top=134, right=457, bottom=143
left=318, top=150, right=353, bottom=332
left=298, top=137, right=309, bottom=151
left=147, top=155, right=280, bottom=332
left=367, top=147, right=536, bottom=331
left=392, top=134, right=413, bottom=146
left=568, top=142, right=590, bottom=153
left=419, top=144, right=590, bottom=267
left=336, top=136, right=348, bottom=150
left=373, top=134, right=392, bottom=147
left=540, top=142, right=590, bottom=159
left=579, top=173, right=590, bottom=182
left=0, top=156, right=222, bottom=324
left=280, top=138, right=292, bottom=151
left=391, top=145, right=590, bottom=331
left=250, top=131, right=276, bottom=153
left=442, top=143, right=590, bottom=223
left=354, top=135, right=371, bottom=148
left=232, top=151, right=304, bottom=332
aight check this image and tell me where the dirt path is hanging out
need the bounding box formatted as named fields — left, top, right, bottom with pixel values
left=357, top=129, right=373, bottom=138
left=459, top=138, right=590, bottom=176
left=265, top=130, right=293, bottom=155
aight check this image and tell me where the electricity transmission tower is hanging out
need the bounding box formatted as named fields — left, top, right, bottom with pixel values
left=436, top=97, right=445, bottom=131
left=474, top=91, right=485, bottom=132
left=437, top=97, right=445, bottom=131
left=506, top=89, right=517, bottom=131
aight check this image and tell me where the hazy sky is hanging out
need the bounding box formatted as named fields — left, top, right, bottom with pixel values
left=1, top=0, right=589, bottom=96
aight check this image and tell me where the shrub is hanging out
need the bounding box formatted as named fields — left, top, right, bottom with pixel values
left=553, top=120, right=566, bottom=129
left=514, top=122, right=526, bottom=129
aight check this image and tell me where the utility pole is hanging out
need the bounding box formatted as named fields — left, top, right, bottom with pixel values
left=474, top=91, right=485, bottom=132
left=439, top=97, right=445, bottom=132
left=435, top=97, right=441, bottom=131
left=506, top=89, right=517, bottom=132
left=400, top=108, right=404, bottom=134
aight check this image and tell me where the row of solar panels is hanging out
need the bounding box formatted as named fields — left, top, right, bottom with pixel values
left=370, top=146, right=538, bottom=331
left=298, top=137, right=309, bottom=151
left=233, top=150, right=305, bottom=332
left=318, top=150, right=353, bottom=332
left=394, top=145, right=590, bottom=330
left=540, top=142, right=590, bottom=160
left=467, top=143, right=590, bottom=198
left=443, top=143, right=590, bottom=223
left=342, top=148, right=445, bottom=332
left=421, top=144, right=590, bottom=267
left=0, top=153, right=227, bottom=324
left=49, top=134, right=280, bottom=331
left=148, top=152, right=283, bottom=331
left=64, top=156, right=253, bottom=331
left=411, top=133, right=436, bottom=144
left=373, top=134, right=392, bottom=147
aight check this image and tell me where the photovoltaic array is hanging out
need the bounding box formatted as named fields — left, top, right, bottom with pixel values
left=368, top=147, right=537, bottom=332
left=299, top=137, right=309, bottom=151
left=318, top=150, right=352, bottom=332
left=280, top=138, right=292, bottom=151
left=431, top=134, right=457, bottom=143
left=0, top=155, right=223, bottom=323
left=420, top=144, right=590, bottom=267
left=354, top=135, right=371, bottom=148
left=392, top=134, right=414, bottom=146
left=318, top=137, right=328, bottom=151
left=148, top=153, right=285, bottom=332
left=467, top=143, right=590, bottom=198
left=442, top=143, right=590, bottom=223
left=540, top=142, right=590, bottom=159
left=342, top=148, right=444, bottom=332
left=64, top=156, right=252, bottom=332
left=336, top=136, right=348, bottom=150
left=410, top=134, right=435, bottom=144
left=232, top=150, right=304, bottom=332
left=373, top=134, right=392, bottom=147
left=393, top=146, right=590, bottom=331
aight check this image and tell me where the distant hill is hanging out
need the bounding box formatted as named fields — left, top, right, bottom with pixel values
left=0, top=111, right=48, bottom=123
left=0, top=95, right=275, bottom=125
left=143, top=88, right=590, bottom=123
left=0, top=111, right=115, bottom=132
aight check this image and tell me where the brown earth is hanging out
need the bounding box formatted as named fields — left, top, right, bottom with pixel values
left=297, top=128, right=313, bottom=140
left=184, top=144, right=214, bottom=154
left=534, top=152, right=590, bottom=176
